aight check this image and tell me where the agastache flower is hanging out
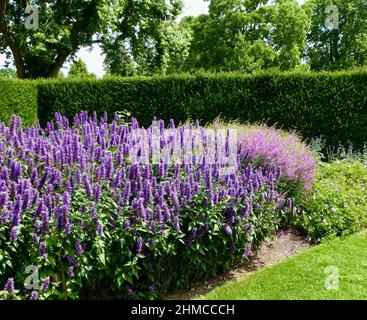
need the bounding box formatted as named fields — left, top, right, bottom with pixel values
left=75, top=240, right=84, bottom=256
left=4, top=278, right=15, bottom=294
left=187, top=227, right=197, bottom=246
left=30, top=291, right=39, bottom=300
left=136, top=237, right=143, bottom=255
left=42, top=277, right=51, bottom=291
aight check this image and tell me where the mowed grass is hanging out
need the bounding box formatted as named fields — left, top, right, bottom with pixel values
left=201, top=232, right=367, bottom=300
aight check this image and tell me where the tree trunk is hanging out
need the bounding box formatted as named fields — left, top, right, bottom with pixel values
left=0, top=0, right=26, bottom=78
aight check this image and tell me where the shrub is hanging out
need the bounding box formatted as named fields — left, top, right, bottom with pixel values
left=0, top=112, right=316, bottom=300
left=0, top=79, right=38, bottom=127
left=35, top=70, right=367, bottom=149
left=294, top=161, right=367, bottom=241
left=213, top=123, right=317, bottom=191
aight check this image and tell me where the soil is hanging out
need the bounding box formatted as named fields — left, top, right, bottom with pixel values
left=164, top=228, right=311, bottom=300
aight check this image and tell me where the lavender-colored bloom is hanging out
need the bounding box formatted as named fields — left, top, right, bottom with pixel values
left=0, top=191, right=8, bottom=206
left=65, top=221, right=72, bottom=235
left=31, top=233, right=38, bottom=244
left=93, top=184, right=102, bottom=202
left=243, top=245, right=252, bottom=258
left=246, top=224, right=253, bottom=233
left=4, top=278, right=15, bottom=294
left=187, top=227, right=197, bottom=246
left=41, top=206, right=49, bottom=234
left=67, top=266, right=75, bottom=277
left=173, top=216, right=180, bottom=232
left=97, top=222, right=103, bottom=236
left=136, top=237, right=143, bottom=255
left=224, top=225, right=233, bottom=237
left=75, top=240, right=84, bottom=256
left=124, top=219, right=131, bottom=230
left=42, top=277, right=51, bottom=291
left=10, top=226, right=18, bottom=241
left=30, top=291, right=39, bottom=300
left=148, top=284, right=156, bottom=293
left=39, top=242, right=46, bottom=257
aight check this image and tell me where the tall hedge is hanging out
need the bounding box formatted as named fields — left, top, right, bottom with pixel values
left=0, top=79, right=38, bottom=127
left=36, top=71, right=367, bottom=149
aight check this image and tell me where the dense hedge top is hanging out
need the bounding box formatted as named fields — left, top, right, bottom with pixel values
left=0, top=79, right=38, bottom=127
left=2, top=71, right=367, bottom=148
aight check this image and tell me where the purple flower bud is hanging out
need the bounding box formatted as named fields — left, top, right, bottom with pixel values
left=75, top=240, right=84, bottom=256
left=39, top=242, right=46, bottom=257
left=243, top=245, right=252, bottom=257
left=30, top=291, right=39, bottom=300
left=4, top=278, right=15, bottom=294
left=173, top=216, right=180, bottom=232
left=136, top=237, right=143, bottom=255
left=61, top=218, right=70, bottom=233
left=0, top=191, right=8, bottom=206
left=42, top=277, right=50, bottom=291
left=67, top=266, right=75, bottom=277
left=97, top=221, right=103, bottom=236
left=246, top=224, right=253, bottom=233
left=124, top=219, right=131, bottom=229
left=188, top=227, right=197, bottom=246
left=31, top=233, right=38, bottom=244
left=10, top=226, right=18, bottom=241
left=225, top=225, right=233, bottom=237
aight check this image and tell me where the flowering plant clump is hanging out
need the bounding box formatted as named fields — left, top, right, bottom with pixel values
left=0, top=112, right=315, bottom=300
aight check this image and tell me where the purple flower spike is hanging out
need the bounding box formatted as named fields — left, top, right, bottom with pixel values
left=187, top=227, right=198, bottom=246
left=39, top=242, right=46, bottom=257
left=4, top=278, right=15, bottom=294
left=75, top=240, right=84, bottom=256
left=10, top=226, right=18, bottom=242
left=225, top=225, right=233, bottom=237
left=42, top=277, right=51, bottom=291
left=136, top=237, right=143, bottom=255
left=67, top=266, right=75, bottom=277
left=30, top=291, right=39, bottom=300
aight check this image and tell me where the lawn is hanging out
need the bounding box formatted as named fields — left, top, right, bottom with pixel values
left=202, top=231, right=367, bottom=300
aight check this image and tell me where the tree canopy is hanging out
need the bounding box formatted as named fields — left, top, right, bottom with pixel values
left=0, top=0, right=366, bottom=78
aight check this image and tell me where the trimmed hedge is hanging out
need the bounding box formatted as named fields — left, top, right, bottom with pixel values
left=36, top=71, right=367, bottom=149
left=0, top=79, right=38, bottom=127
left=1, top=71, right=367, bottom=148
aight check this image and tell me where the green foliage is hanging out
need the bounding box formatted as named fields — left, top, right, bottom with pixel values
left=0, top=154, right=287, bottom=300
left=0, top=68, right=16, bottom=78
left=182, top=0, right=310, bottom=72
left=294, top=161, right=367, bottom=241
left=0, top=0, right=123, bottom=78
left=305, top=0, right=367, bottom=71
left=0, top=79, right=37, bottom=127
left=35, top=70, right=367, bottom=150
left=102, top=0, right=189, bottom=76
left=68, top=59, right=96, bottom=79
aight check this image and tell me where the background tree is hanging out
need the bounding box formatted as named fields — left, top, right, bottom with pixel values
left=0, top=0, right=123, bottom=79
left=101, top=0, right=191, bottom=76
left=305, top=0, right=367, bottom=71
left=68, top=58, right=96, bottom=78
left=183, top=0, right=310, bottom=73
